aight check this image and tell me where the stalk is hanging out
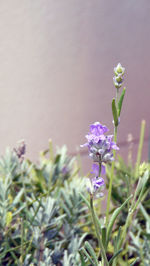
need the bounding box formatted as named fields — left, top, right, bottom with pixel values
left=135, top=120, right=146, bottom=178
left=90, top=196, right=109, bottom=266
left=106, top=126, right=117, bottom=226
left=20, top=218, right=24, bottom=265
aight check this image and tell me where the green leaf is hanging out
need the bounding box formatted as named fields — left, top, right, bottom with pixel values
left=106, top=195, right=132, bottom=246
left=13, top=188, right=24, bottom=206
left=118, top=87, right=126, bottom=117
left=79, top=193, right=90, bottom=209
left=112, top=98, right=118, bottom=127
left=54, top=154, right=61, bottom=164
left=109, top=248, right=123, bottom=265
left=78, top=249, right=87, bottom=266
left=140, top=203, right=150, bottom=226
left=81, top=247, right=94, bottom=265
left=132, top=170, right=149, bottom=212
left=84, top=241, right=99, bottom=266
left=101, top=226, right=107, bottom=250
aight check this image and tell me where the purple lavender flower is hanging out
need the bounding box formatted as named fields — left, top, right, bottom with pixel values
left=90, top=122, right=108, bottom=135
left=81, top=122, right=119, bottom=164
left=87, top=176, right=105, bottom=198
left=92, top=177, right=105, bottom=192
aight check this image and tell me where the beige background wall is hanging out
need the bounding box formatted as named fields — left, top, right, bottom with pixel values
left=0, top=1, right=150, bottom=167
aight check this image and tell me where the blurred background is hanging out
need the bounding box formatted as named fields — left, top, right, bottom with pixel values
left=0, top=0, right=150, bottom=172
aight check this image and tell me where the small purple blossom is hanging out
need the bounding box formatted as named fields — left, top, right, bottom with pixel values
left=81, top=122, right=119, bottom=164
left=90, top=122, right=108, bottom=135
left=92, top=177, right=105, bottom=192
left=87, top=176, right=105, bottom=198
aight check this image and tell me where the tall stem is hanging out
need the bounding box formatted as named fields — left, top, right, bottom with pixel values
left=116, top=88, right=119, bottom=106
left=106, top=126, right=117, bottom=226
left=90, top=196, right=109, bottom=266
left=135, top=120, right=146, bottom=178
left=20, top=218, right=24, bottom=265
left=99, top=158, right=101, bottom=176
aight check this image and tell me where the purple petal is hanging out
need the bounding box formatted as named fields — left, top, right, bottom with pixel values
left=92, top=177, right=105, bottom=191
left=91, top=164, right=99, bottom=176
left=90, top=122, right=109, bottom=136
left=91, top=163, right=106, bottom=176
left=101, top=164, right=106, bottom=175
left=111, top=142, right=119, bottom=150
left=80, top=142, right=89, bottom=148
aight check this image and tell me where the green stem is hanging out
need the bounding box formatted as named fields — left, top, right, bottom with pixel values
left=99, top=159, right=101, bottom=176
left=135, top=120, right=146, bottom=178
left=20, top=218, right=24, bottom=265
left=116, top=88, right=119, bottom=106
left=106, top=126, right=117, bottom=226
left=90, top=196, right=109, bottom=266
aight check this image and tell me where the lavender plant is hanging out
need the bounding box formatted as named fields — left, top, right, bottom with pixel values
left=80, top=63, right=149, bottom=265
left=0, top=64, right=149, bottom=265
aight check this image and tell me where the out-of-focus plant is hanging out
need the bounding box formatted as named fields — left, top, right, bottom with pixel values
left=0, top=140, right=90, bottom=265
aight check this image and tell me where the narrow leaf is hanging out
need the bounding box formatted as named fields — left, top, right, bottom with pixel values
left=81, top=247, right=94, bottom=265
left=13, top=188, right=24, bottom=206
left=78, top=249, right=87, bottom=266
left=79, top=193, right=90, bottom=209
left=112, top=98, right=118, bottom=127
left=109, top=248, right=123, bottom=264
left=101, top=226, right=107, bottom=249
left=84, top=241, right=99, bottom=266
left=106, top=195, right=132, bottom=246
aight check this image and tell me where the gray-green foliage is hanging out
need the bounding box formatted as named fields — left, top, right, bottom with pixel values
left=0, top=144, right=88, bottom=265
left=0, top=141, right=149, bottom=265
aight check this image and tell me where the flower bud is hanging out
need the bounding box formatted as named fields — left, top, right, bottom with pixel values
left=113, top=63, right=125, bottom=89
left=114, top=63, right=125, bottom=76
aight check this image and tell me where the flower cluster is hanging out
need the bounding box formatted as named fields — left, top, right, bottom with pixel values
left=87, top=163, right=105, bottom=198
left=113, top=63, right=125, bottom=89
left=81, top=122, right=119, bottom=197
left=81, top=122, right=119, bottom=164
left=87, top=176, right=105, bottom=198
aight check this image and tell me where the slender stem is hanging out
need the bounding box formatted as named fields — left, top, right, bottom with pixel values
left=20, top=218, right=24, bottom=265
left=118, top=209, right=133, bottom=249
left=116, top=88, right=119, bottom=106
left=106, top=126, right=117, bottom=226
left=99, top=158, right=101, bottom=176
left=90, top=196, right=109, bottom=266
left=135, top=120, right=146, bottom=178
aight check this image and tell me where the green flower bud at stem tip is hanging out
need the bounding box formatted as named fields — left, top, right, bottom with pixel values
left=114, top=63, right=125, bottom=76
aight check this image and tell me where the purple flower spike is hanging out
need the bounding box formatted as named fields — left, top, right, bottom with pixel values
left=81, top=122, right=119, bottom=164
